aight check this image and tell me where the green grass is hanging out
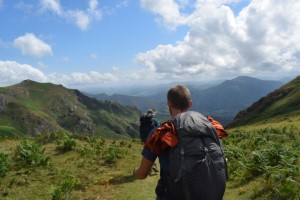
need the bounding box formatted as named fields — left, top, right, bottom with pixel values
left=232, top=114, right=300, bottom=132
left=0, top=105, right=299, bottom=200
left=0, top=136, right=159, bottom=200
left=0, top=126, right=20, bottom=138
left=223, top=123, right=300, bottom=200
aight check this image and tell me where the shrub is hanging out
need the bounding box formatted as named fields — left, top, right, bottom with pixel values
left=119, top=140, right=127, bottom=147
left=94, top=137, right=106, bottom=156
left=224, top=127, right=300, bottom=199
left=36, top=131, right=70, bottom=144
left=56, top=136, right=76, bottom=153
left=14, top=139, right=50, bottom=168
left=102, top=143, right=126, bottom=165
left=50, top=174, right=77, bottom=200
left=76, top=144, right=93, bottom=156
left=0, top=152, right=11, bottom=177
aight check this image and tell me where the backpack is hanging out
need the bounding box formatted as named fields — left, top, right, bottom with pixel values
left=167, top=112, right=227, bottom=200
left=145, top=111, right=228, bottom=200
left=140, top=114, right=155, bottom=143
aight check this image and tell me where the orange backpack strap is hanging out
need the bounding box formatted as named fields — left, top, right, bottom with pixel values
left=144, top=122, right=179, bottom=154
left=161, top=122, right=178, bottom=148
left=207, top=116, right=228, bottom=139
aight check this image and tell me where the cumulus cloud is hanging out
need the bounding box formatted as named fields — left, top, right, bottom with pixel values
left=137, top=0, right=300, bottom=80
left=0, top=60, right=121, bottom=87
left=40, top=0, right=101, bottom=30
left=40, top=0, right=62, bottom=14
left=140, top=0, right=185, bottom=28
left=0, top=59, right=167, bottom=88
left=48, top=71, right=118, bottom=87
left=0, top=61, right=47, bottom=86
left=13, top=33, right=53, bottom=57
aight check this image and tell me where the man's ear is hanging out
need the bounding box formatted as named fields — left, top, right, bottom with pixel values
left=188, top=100, right=192, bottom=108
left=167, top=100, right=172, bottom=108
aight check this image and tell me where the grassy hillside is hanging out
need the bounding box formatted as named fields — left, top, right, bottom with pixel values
left=0, top=80, right=140, bottom=138
left=228, top=76, right=300, bottom=128
left=0, top=122, right=299, bottom=200
left=0, top=133, right=159, bottom=200
left=222, top=76, right=300, bottom=199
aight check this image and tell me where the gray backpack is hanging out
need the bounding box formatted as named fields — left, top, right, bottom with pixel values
left=167, top=111, right=227, bottom=200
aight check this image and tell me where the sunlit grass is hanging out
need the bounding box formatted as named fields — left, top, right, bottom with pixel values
left=1, top=115, right=299, bottom=199
left=0, top=136, right=159, bottom=200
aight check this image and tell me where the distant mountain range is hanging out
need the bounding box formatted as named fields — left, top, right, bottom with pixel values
left=227, top=76, right=300, bottom=128
left=191, top=76, right=284, bottom=124
left=0, top=80, right=140, bottom=138
left=87, top=76, right=284, bottom=125
left=88, top=93, right=167, bottom=116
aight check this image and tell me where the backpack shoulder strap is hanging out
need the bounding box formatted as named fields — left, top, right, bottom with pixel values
left=144, top=121, right=178, bottom=154
left=207, top=116, right=228, bottom=139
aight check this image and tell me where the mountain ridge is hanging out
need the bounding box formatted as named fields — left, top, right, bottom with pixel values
left=227, top=76, right=300, bottom=127
left=88, top=76, right=283, bottom=125
left=0, top=80, right=140, bottom=138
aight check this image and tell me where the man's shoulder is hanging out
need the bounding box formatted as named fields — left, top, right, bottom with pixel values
left=174, top=111, right=206, bottom=122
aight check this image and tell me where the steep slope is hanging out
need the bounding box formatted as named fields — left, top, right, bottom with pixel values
left=227, top=76, right=300, bottom=127
left=0, top=80, right=140, bottom=138
left=191, top=76, right=283, bottom=124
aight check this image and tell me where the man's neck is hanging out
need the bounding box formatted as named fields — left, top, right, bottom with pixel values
left=171, top=109, right=188, bottom=118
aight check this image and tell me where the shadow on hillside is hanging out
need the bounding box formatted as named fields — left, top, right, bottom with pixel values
left=108, top=174, right=136, bottom=185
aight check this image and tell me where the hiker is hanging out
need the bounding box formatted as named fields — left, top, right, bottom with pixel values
left=139, top=108, right=159, bottom=144
left=133, top=85, right=227, bottom=200
left=139, top=108, right=159, bottom=174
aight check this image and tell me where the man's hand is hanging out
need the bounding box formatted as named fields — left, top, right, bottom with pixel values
left=133, top=157, right=153, bottom=179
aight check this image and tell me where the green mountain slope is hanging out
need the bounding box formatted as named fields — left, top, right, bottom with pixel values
left=0, top=80, right=140, bottom=138
left=228, top=76, right=300, bottom=128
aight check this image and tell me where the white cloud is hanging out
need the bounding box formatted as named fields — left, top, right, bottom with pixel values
left=40, top=0, right=101, bottom=31
left=40, top=0, right=62, bottom=15
left=0, top=60, right=170, bottom=88
left=0, top=60, right=123, bottom=88
left=0, top=61, right=47, bottom=86
left=140, top=0, right=185, bottom=29
left=66, top=10, right=90, bottom=30
left=88, top=0, right=101, bottom=19
left=48, top=71, right=118, bottom=86
left=137, top=0, right=300, bottom=80
left=13, top=33, right=53, bottom=57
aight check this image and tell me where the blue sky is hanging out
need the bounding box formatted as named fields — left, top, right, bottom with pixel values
left=0, top=0, right=299, bottom=90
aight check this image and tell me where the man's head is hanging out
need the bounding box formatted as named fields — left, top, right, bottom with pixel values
left=147, top=109, right=153, bottom=114
left=146, top=108, right=155, bottom=116
left=167, top=85, right=192, bottom=116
